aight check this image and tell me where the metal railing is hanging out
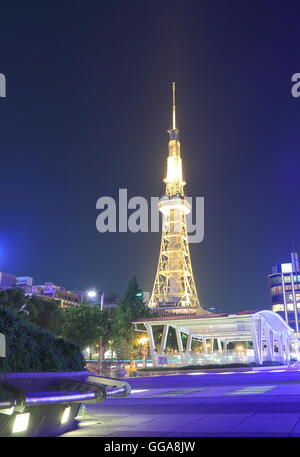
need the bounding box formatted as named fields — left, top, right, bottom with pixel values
left=0, top=374, right=131, bottom=416
left=87, top=375, right=131, bottom=397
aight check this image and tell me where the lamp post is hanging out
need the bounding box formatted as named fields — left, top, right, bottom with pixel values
left=87, top=289, right=103, bottom=374
left=87, top=289, right=97, bottom=302
left=139, top=336, right=149, bottom=368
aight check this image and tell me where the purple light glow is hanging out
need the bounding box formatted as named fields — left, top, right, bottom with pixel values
left=106, top=387, right=126, bottom=396
left=26, top=392, right=96, bottom=405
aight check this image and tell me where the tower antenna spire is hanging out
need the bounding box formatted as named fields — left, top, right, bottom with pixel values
left=172, top=81, right=176, bottom=130
left=149, top=83, right=207, bottom=316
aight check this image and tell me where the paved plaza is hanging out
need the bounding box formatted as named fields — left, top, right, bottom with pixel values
left=62, top=368, right=300, bottom=437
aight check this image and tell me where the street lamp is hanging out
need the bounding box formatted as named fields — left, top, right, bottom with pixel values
left=87, top=289, right=97, bottom=299
left=86, top=289, right=104, bottom=373
left=235, top=344, right=245, bottom=362
left=139, top=336, right=149, bottom=367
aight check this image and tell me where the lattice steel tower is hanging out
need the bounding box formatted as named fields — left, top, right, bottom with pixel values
left=149, top=83, right=209, bottom=316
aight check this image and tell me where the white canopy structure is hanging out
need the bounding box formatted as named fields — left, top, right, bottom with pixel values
left=133, top=310, right=294, bottom=366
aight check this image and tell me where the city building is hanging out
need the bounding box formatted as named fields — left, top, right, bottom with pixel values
left=15, top=276, right=33, bottom=294
left=32, top=282, right=81, bottom=308
left=269, top=252, right=300, bottom=335
left=204, top=305, right=223, bottom=314
left=0, top=272, right=16, bottom=291
left=74, top=290, right=119, bottom=309
left=102, top=293, right=119, bottom=309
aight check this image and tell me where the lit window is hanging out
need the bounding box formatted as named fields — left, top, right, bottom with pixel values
left=270, top=275, right=282, bottom=286
left=271, top=286, right=283, bottom=294
left=272, top=304, right=284, bottom=311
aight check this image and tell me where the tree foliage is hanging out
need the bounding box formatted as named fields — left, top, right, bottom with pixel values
left=0, top=276, right=150, bottom=361
left=111, top=276, right=150, bottom=360
left=56, top=304, right=102, bottom=349
left=0, top=288, right=26, bottom=314
left=25, top=295, right=61, bottom=334
left=0, top=289, right=60, bottom=334
left=0, top=306, right=85, bottom=373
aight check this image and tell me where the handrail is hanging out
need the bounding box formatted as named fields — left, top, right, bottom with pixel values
left=0, top=375, right=130, bottom=414
left=25, top=378, right=106, bottom=406
left=87, top=375, right=131, bottom=397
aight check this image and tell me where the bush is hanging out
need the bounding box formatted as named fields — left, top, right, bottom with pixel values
left=139, top=363, right=252, bottom=372
left=0, top=307, right=85, bottom=373
left=139, top=361, right=285, bottom=372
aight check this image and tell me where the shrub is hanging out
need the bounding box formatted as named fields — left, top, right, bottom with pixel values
left=138, top=363, right=252, bottom=371
left=0, top=307, right=85, bottom=373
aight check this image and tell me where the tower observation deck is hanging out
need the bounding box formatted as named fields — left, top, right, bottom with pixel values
left=149, top=83, right=209, bottom=317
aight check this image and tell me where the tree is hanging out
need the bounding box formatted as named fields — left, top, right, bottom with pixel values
left=0, top=306, right=85, bottom=374
left=97, top=307, right=115, bottom=356
left=121, top=276, right=149, bottom=320
left=25, top=296, right=61, bottom=334
left=111, top=277, right=149, bottom=360
left=0, top=289, right=61, bottom=334
left=0, top=288, right=27, bottom=314
left=57, top=304, right=102, bottom=349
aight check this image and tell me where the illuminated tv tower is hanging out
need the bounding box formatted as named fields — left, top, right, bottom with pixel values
left=149, top=83, right=209, bottom=316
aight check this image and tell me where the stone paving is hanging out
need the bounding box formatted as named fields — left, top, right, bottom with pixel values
left=61, top=370, right=300, bottom=437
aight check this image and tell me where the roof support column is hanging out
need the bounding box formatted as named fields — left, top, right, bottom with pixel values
left=284, top=334, right=290, bottom=364
left=160, top=324, right=169, bottom=355
left=176, top=328, right=184, bottom=354
left=265, top=325, right=273, bottom=361
left=270, top=330, right=274, bottom=359
left=223, top=339, right=227, bottom=356
left=203, top=338, right=208, bottom=354
left=251, top=319, right=262, bottom=365
left=145, top=323, right=157, bottom=366
left=186, top=333, right=193, bottom=352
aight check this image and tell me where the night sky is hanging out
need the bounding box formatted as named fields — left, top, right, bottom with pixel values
left=0, top=0, right=300, bottom=313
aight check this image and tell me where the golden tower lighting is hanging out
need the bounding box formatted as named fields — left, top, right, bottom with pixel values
left=149, top=83, right=209, bottom=317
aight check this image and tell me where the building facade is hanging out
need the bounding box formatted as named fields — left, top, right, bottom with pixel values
left=15, top=276, right=33, bottom=294
left=0, top=272, right=16, bottom=291
left=204, top=305, right=223, bottom=314
left=32, top=282, right=81, bottom=307
left=269, top=252, right=300, bottom=334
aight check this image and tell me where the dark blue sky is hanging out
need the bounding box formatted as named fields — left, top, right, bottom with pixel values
left=0, top=0, right=299, bottom=312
